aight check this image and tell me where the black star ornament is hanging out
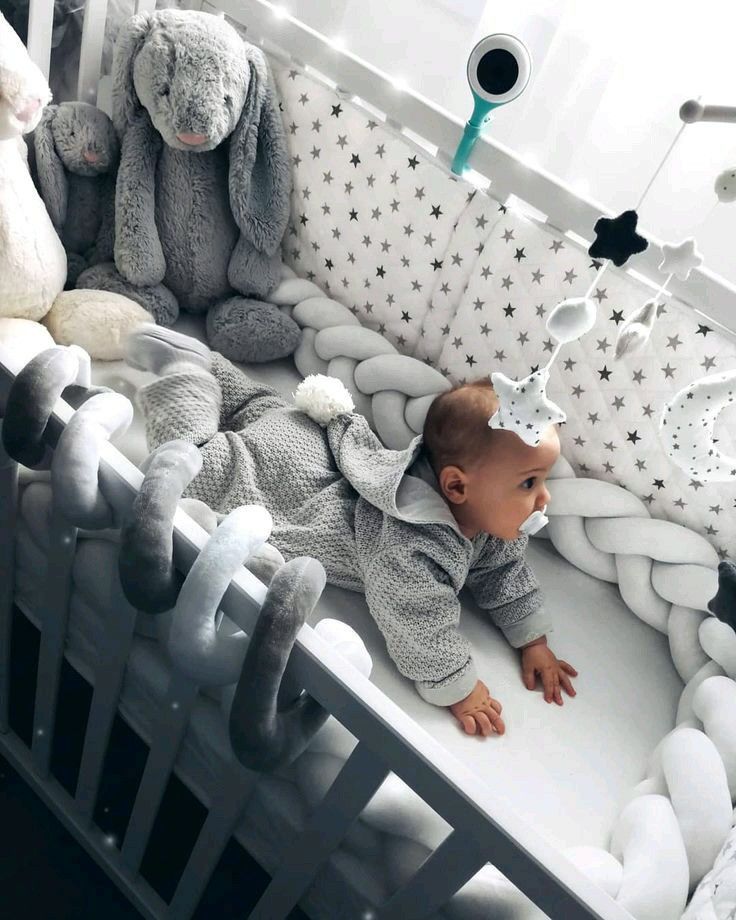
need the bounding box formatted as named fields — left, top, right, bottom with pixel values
left=588, top=210, right=648, bottom=267
left=708, top=561, right=736, bottom=634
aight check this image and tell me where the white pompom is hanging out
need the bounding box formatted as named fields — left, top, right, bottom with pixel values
left=294, top=374, right=355, bottom=425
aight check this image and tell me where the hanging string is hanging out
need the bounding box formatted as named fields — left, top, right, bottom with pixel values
left=634, top=122, right=690, bottom=212
left=582, top=115, right=694, bottom=302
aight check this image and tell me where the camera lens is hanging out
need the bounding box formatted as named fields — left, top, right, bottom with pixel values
left=477, top=48, right=519, bottom=96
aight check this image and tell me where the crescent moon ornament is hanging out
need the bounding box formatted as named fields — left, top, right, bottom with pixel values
left=659, top=369, right=736, bottom=481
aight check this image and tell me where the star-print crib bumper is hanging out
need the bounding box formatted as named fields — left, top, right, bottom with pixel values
left=271, top=59, right=477, bottom=354
left=431, top=204, right=736, bottom=564
left=268, top=50, right=736, bottom=567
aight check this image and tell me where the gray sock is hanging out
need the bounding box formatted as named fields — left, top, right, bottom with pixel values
left=126, top=324, right=212, bottom=375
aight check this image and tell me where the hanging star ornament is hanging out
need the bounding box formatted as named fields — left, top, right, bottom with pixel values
left=489, top=368, right=567, bottom=447
left=708, top=561, right=736, bottom=634
left=658, top=237, right=703, bottom=280
left=588, top=209, right=648, bottom=267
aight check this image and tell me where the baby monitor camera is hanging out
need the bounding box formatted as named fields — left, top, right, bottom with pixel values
left=452, top=34, right=532, bottom=175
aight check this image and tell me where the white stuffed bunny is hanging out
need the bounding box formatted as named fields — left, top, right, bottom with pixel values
left=0, top=13, right=154, bottom=362
left=0, top=11, right=67, bottom=322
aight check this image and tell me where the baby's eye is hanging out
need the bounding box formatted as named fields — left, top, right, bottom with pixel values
left=521, top=477, right=536, bottom=489
left=158, top=86, right=170, bottom=98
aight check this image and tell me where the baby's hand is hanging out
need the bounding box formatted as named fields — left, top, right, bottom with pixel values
left=521, top=638, right=577, bottom=705
left=449, top=680, right=505, bottom=737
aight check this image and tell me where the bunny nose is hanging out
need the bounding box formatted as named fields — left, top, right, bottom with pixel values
left=83, top=150, right=99, bottom=164
left=15, top=98, right=41, bottom=122
left=176, top=132, right=208, bottom=146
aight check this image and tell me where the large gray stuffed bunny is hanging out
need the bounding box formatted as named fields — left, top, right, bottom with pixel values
left=77, top=9, right=300, bottom=363
left=32, top=102, right=119, bottom=287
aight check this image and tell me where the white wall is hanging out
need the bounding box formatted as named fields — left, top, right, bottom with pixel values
left=284, top=0, right=736, bottom=287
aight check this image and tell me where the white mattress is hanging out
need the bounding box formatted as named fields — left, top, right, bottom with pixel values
left=12, top=313, right=686, bottom=917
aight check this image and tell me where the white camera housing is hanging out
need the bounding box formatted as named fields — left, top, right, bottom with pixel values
left=467, top=34, right=531, bottom=105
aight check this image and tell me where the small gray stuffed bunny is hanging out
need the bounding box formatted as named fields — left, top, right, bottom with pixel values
left=77, top=9, right=300, bottom=363
left=33, top=101, right=119, bottom=287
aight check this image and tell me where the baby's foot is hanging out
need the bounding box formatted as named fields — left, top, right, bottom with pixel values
left=126, top=324, right=212, bottom=375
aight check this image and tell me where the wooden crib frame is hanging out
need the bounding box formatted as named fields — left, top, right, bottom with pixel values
left=2, top=0, right=731, bottom=918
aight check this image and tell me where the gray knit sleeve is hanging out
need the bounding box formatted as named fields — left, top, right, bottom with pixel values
left=363, top=542, right=478, bottom=707
left=465, top=534, right=553, bottom=649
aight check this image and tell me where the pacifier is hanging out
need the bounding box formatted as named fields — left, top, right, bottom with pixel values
left=518, top=506, right=548, bottom=536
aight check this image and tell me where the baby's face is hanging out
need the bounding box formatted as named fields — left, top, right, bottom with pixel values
left=457, top=425, right=560, bottom=541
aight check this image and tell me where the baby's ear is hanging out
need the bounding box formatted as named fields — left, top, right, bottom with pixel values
left=439, top=465, right=468, bottom=505
left=34, top=105, right=68, bottom=231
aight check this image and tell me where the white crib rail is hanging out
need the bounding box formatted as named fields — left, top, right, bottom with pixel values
left=0, top=367, right=635, bottom=919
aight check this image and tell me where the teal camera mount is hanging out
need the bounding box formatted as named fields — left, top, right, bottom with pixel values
left=451, top=33, right=532, bottom=176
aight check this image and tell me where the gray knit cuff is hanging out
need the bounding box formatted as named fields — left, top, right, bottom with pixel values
left=501, top=607, right=554, bottom=649
left=414, top=657, right=479, bottom=707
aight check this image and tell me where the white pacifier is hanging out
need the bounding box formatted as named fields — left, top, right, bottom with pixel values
left=518, top=506, right=548, bottom=536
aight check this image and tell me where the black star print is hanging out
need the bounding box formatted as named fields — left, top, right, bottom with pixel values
left=350, top=153, right=361, bottom=167
left=610, top=310, right=624, bottom=324
left=376, top=266, right=386, bottom=278
left=588, top=210, right=648, bottom=266
left=652, top=479, right=665, bottom=490
left=466, top=354, right=477, bottom=367
left=401, top=311, right=411, bottom=323
left=408, top=156, right=419, bottom=170
left=431, top=259, right=443, bottom=271
left=514, top=248, right=526, bottom=262
left=349, top=209, right=358, bottom=221
left=324, top=258, right=333, bottom=270
left=696, top=324, right=712, bottom=336
left=430, top=205, right=443, bottom=219
left=504, top=304, right=515, bottom=317
left=598, top=365, right=612, bottom=381
left=331, top=104, right=343, bottom=117
left=627, top=430, right=641, bottom=444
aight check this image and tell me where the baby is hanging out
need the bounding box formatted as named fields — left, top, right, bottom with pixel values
left=126, top=325, right=577, bottom=737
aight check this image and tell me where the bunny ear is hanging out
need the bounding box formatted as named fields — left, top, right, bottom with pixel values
left=33, top=105, right=67, bottom=231
left=111, top=11, right=153, bottom=137
left=228, top=44, right=292, bottom=256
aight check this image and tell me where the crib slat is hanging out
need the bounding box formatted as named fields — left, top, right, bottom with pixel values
left=378, top=828, right=488, bottom=919
left=121, top=672, right=200, bottom=874
left=32, top=506, right=78, bottom=778
left=75, top=574, right=139, bottom=823
left=77, top=0, right=110, bottom=106
left=26, top=0, right=54, bottom=78
left=248, top=741, right=389, bottom=920
left=167, top=763, right=259, bottom=920
left=0, top=428, right=18, bottom=734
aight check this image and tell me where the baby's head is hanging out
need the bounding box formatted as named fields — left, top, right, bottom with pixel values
left=423, top=378, right=560, bottom=541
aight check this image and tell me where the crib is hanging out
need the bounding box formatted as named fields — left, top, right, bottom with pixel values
left=3, top=1, right=736, bottom=918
